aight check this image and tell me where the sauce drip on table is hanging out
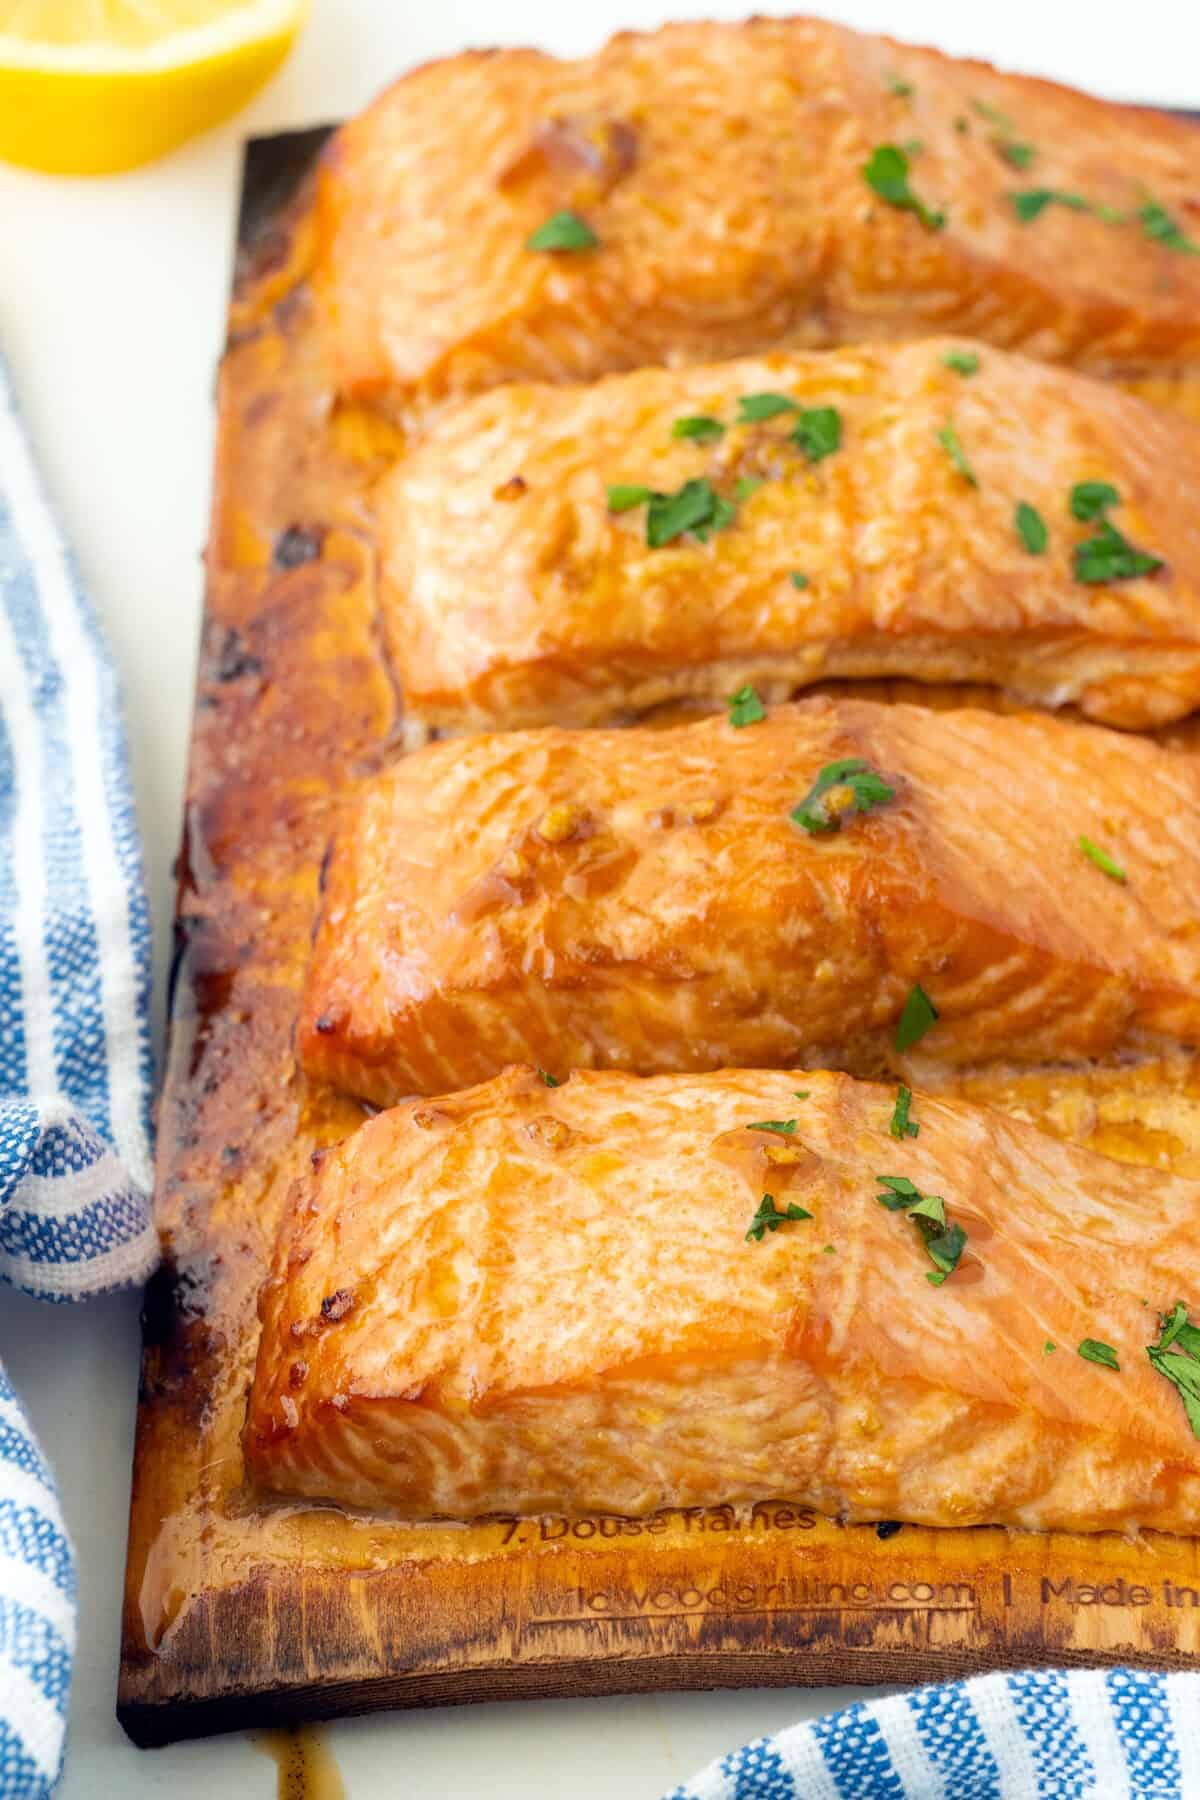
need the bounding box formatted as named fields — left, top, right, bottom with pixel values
left=254, top=1727, right=347, bottom=1799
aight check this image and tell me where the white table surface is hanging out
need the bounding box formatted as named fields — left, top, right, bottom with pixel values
left=0, top=3, right=1195, bottom=1793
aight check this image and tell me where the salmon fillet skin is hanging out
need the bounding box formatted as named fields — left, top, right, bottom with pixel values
left=244, top=1066, right=1200, bottom=1530
left=298, top=700, right=1200, bottom=1105
left=314, top=18, right=1200, bottom=413
left=378, top=340, right=1200, bottom=733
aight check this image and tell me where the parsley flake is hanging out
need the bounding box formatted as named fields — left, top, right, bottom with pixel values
left=996, top=140, right=1036, bottom=169
left=791, top=406, right=842, bottom=463
left=737, top=392, right=799, bottom=423
left=727, top=684, right=766, bottom=728
left=937, top=419, right=977, bottom=486
left=734, top=476, right=764, bottom=501
left=607, top=478, right=741, bottom=544
left=1070, top=480, right=1120, bottom=521
left=527, top=210, right=598, bottom=252
left=890, top=1084, right=919, bottom=1139
left=746, top=1192, right=813, bottom=1242
left=1015, top=501, right=1048, bottom=555
left=863, top=144, right=945, bottom=230
left=1148, top=1305, right=1200, bottom=1440
left=791, top=759, right=896, bottom=834
left=1078, top=1338, right=1120, bottom=1371
left=970, top=98, right=1015, bottom=131
left=672, top=414, right=725, bottom=443
left=646, top=479, right=735, bottom=548
left=942, top=350, right=980, bottom=376
left=896, top=983, right=939, bottom=1052
left=1078, top=836, right=1127, bottom=884
left=1074, top=520, right=1164, bottom=584
left=1043, top=1340, right=1056, bottom=1355
left=1011, top=188, right=1091, bottom=222
left=887, top=74, right=914, bottom=97
left=822, top=1244, right=836, bottom=1255
left=790, top=571, right=810, bottom=590
left=876, top=1175, right=966, bottom=1285
left=607, top=484, right=653, bottom=514
left=1140, top=201, right=1200, bottom=257
left=537, top=1068, right=561, bottom=1087
left=747, top=1119, right=797, bottom=1136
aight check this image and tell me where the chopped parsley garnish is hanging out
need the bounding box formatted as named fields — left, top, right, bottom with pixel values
left=527, top=210, right=598, bottom=252
left=790, top=571, right=810, bottom=590
left=747, top=1118, right=798, bottom=1136
left=1074, top=520, right=1164, bottom=584
left=890, top=1084, right=919, bottom=1140
left=607, top=479, right=739, bottom=544
left=791, top=759, right=896, bottom=834
left=727, top=684, right=766, bottom=728
left=607, top=484, right=653, bottom=513
left=1078, top=1338, right=1120, bottom=1371
left=887, top=74, right=914, bottom=97
left=942, top=350, right=980, bottom=376
left=737, top=392, right=798, bottom=423
left=970, top=98, right=1015, bottom=131
left=745, top=1192, right=813, bottom=1241
left=1078, top=836, right=1127, bottom=883
left=1148, top=1305, right=1200, bottom=1439
left=1015, top=501, right=1048, bottom=554
left=937, top=419, right=977, bottom=487
left=995, top=140, right=1036, bottom=169
left=876, top=1174, right=922, bottom=1210
left=735, top=476, right=764, bottom=501
left=672, top=414, right=725, bottom=443
left=822, top=1244, right=836, bottom=1254
left=1139, top=201, right=1200, bottom=257
left=789, top=406, right=842, bottom=463
left=647, top=479, right=735, bottom=547
left=537, top=1068, right=561, bottom=1086
left=1043, top=1341, right=1056, bottom=1355
left=1070, top=480, right=1120, bottom=521
left=863, top=144, right=945, bottom=230
left=876, top=1175, right=966, bottom=1285
left=896, top=983, right=938, bottom=1052
left=1011, top=188, right=1091, bottom=222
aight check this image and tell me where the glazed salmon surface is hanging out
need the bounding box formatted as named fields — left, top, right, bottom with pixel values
left=298, top=700, right=1200, bottom=1105
left=245, top=1067, right=1200, bottom=1529
left=315, top=18, right=1200, bottom=413
left=378, top=341, right=1200, bottom=733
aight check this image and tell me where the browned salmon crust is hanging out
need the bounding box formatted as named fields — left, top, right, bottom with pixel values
left=298, top=700, right=1200, bottom=1105
left=315, top=18, right=1200, bottom=414
left=246, top=1066, right=1200, bottom=1529
left=378, top=340, right=1200, bottom=733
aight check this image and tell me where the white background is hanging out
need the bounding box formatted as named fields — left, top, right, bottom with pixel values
left=0, top=3, right=1196, bottom=1793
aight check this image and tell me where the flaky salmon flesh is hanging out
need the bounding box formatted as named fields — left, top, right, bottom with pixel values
left=298, top=700, right=1200, bottom=1106
left=379, top=341, right=1200, bottom=734
left=245, top=1067, right=1200, bottom=1530
left=315, top=17, right=1200, bottom=415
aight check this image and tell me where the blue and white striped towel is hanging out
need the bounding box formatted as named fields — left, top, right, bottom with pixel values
left=1, top=352, right=159, bottom=1796
left=667, top=1667, right=1200, bottom=1798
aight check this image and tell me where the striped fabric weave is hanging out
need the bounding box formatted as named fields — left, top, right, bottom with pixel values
left=1, top=352, right=159, bottom=1795
left=666, top=1667, right=1200, bottom=1799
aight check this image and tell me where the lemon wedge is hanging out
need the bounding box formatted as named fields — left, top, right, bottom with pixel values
left=0, top=0, right=309, bottom=174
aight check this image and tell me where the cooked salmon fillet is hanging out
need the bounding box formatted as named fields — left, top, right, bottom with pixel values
left=298, top=700, right=1200, bottom=1105
left=245, top=1066, right=1200, bottom=1529
left=315, top=18, right=1200, bottom=414
left=379, top=341, right=1200, bottom=733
